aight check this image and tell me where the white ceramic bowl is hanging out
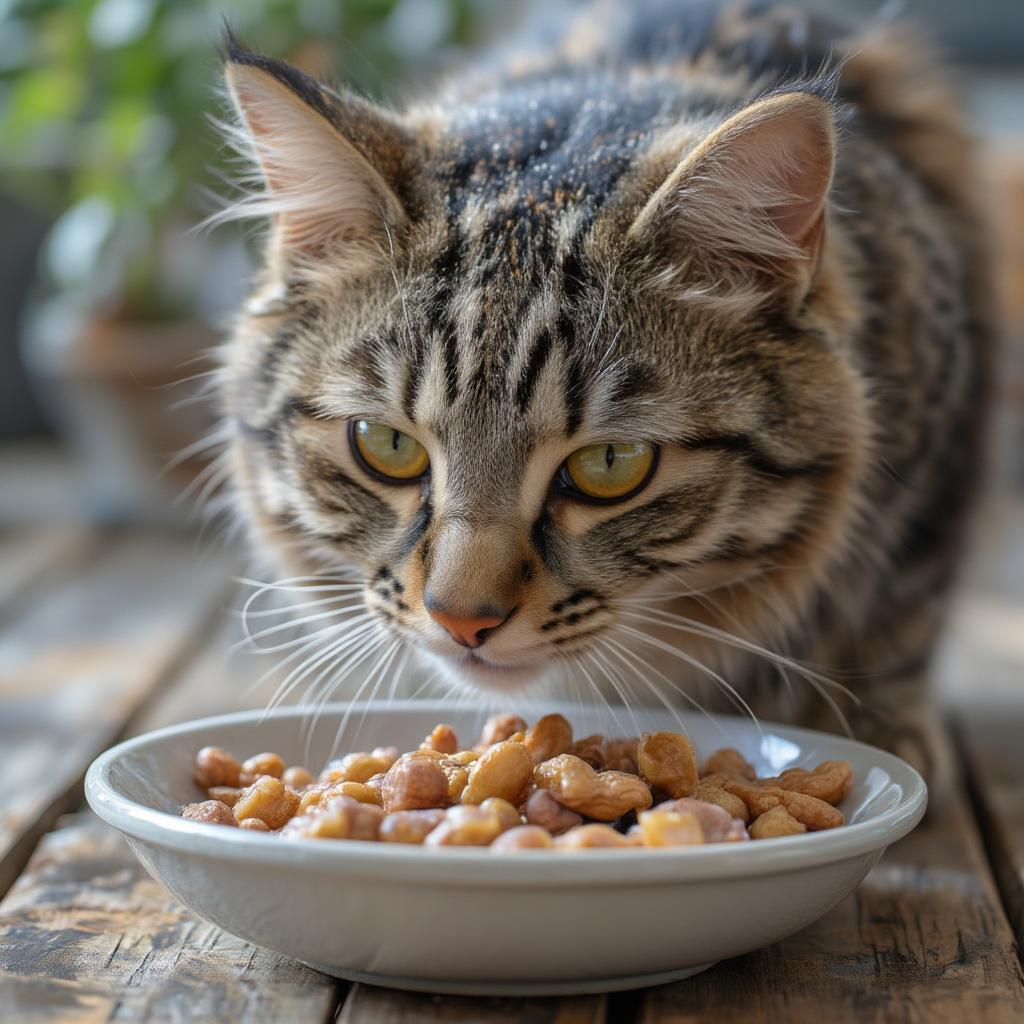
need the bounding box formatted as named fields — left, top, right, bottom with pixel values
left=85, top=701, right=926, bottom=995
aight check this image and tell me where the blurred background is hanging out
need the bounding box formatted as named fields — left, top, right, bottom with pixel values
left=0, top=0, right=1021, bottom=721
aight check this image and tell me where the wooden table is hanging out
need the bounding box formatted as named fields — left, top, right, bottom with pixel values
left=2, top=525, right=1024, bottom=1022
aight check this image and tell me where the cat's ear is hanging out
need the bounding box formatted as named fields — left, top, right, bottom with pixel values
left=628, top=91, right=836, bottom=301
left=221, top=35, right=412, bottom=259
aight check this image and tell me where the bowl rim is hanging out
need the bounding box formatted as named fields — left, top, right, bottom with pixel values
left=85, top=702, right=927, bottom=886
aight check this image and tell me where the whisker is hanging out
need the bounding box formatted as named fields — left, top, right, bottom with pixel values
left=587, top=644, right=642, bottom=738
left=348, top=639, right=403, bottom=749
left=615, top=623, right=764, bottom=736
left=237, top=601, right=366, bottom=649
left=616, top=604, right=859, bottom=701
left=601, top=635, right=744, bottom=746
left=262, top=618, right=379, bottom=716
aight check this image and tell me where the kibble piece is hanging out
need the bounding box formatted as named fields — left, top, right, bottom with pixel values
left=421, top=724, right=459, bottom=755
left=371, top=746, right=400, bottom=770
left=774, top=760, right=853, bottom=805
left=379, top=809, right=446, bottom=844
left=284, top=795, right=384, bottom=841
left=604, top=738, right=640, bottom=774
left=534, top=754, right=652, bottom=821
left=283, top=766, right=315, bottom=789
left=570, top=735, right=639, bottom=774
left=425, top=805, right=505, bottom=846
left=233, top=776, right=300, bottom=830
left=439, top=760, right=470, bottom=802
left=570, top=734, right=608, bottom=769
left=461, top=740, right=534, bottom=806
left=297, top=782, right=330, bottom=815
left=638, top=732, right=699, bottom=798
left=479, top=797, right=522, bottom=833
left=332, top=780, right=383, bottom=806
left=492, top=825, right=555, bottom=850
left=381, top=751, right=450, bottom=813
left=207, top=786, right=241, bottom=808
left=657, top=798, right=748, bottom=843
left=194, top=747, right=242, bottom=789
left=695, top=778, right=751, bottom=823
left=749, top=805, right=807, bottom=839
left=705, top=747, right=756, bottom=781
left=238, top=817, right=270, bottom=832
left=555, top=824, right=633, bottom=849
left=182, top=800, right=237, bottom=826
left=241, top=752, right=285, bottom=780
left=523, top=789, right=583, bottom=835
left=637, top=808, right=704, bottom=847
left=523, top=714, right=573, bottom=764
left=476, top=713, right=527, bottom=749
left=321, top=750, right=394, bottom=785
left=725, top=780, right=844, bottom=831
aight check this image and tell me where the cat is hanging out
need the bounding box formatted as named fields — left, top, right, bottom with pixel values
left=214, top=0, right=992, bottom=781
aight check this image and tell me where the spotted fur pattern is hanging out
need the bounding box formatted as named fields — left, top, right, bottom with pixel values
left=217, top=0, right=992, bottom=757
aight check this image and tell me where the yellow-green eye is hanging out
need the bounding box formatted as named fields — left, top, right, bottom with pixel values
left=351, top=420, right=429, bottom=482
left=563, top=442, right=657, bottom=502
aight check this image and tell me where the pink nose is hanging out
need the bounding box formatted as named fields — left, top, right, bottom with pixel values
left=427, top=607, right=507, bottom=648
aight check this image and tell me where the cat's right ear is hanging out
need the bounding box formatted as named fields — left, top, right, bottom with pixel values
left=221, top=33, right=413, bottom=260
left=627, top=91, right=836, bottom=305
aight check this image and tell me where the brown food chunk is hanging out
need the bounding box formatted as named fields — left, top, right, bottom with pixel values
left=193, top=747, right=242, bottom=789
left=637, top=732, right=699, bottom=798
left=182, top=800, right=236, bottom=827
left=476, top=713, right=528, bottom=749
left=233, top=776, right=300, bottom=830
left=381, top=751, right=450, bottom=813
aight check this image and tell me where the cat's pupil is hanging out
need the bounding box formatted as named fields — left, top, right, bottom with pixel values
left=605, top=445, right=615, bottom=471
left=392, top=431, right=400, bottom=452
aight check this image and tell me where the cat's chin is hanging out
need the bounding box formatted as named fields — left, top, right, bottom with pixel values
left=422, top=649, right=550, bottom=695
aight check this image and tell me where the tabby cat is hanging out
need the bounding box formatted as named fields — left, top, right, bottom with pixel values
left=216, top=0, right=991, bottom=776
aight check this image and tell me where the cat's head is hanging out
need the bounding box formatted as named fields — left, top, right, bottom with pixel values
left=218, top=39, right=868, bottom=696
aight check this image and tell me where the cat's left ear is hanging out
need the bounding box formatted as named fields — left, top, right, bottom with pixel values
left=221, top=35, right=415, bottom=261
left=628, top=91, right=836, bottom=302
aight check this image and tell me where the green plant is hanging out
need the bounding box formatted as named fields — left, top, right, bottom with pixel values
left=0, top=0, right=491, bottom=320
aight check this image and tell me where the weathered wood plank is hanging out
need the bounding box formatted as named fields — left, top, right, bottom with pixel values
left=638, top=729, right=1024, bottom=1023
left=0, top=526, right=96, bottom=616
left=338, top=984, right=606, bottom=1024
left=956, top=709, right=1024, bottom=948
left=0, top=533, right=230, bottom=897
left=0, top=816, right=339, bottom=1023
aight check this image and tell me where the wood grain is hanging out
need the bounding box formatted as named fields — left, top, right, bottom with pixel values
left=338, top=984, right=606, bottom=1024
left=639, top=743, right=1024, bottom=1022
left=0, top=816, right=339, bottom=1023
left=0, top=534, right=230, bottom=897
left=956, top=710, right=1024, bottom=949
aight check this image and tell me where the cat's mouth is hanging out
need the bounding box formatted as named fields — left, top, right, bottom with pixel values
left=425, top=647, right=547, bottom=693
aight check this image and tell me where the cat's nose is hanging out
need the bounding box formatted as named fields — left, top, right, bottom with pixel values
left=424, top=595, right=510, bottom=648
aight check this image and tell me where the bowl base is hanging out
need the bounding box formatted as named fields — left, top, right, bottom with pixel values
left=300, top=960, right=719, bottom=996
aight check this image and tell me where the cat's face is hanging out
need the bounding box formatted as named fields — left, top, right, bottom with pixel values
left=219, top=44, right=868, bottom=696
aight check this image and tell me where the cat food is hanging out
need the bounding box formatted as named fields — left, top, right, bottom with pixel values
left=180, top=714, right=853, bottom=849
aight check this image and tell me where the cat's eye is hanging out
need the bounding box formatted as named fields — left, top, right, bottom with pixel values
left=350, top=420, right=430, bottom=482
left=562, top=442, right=657, bottom=502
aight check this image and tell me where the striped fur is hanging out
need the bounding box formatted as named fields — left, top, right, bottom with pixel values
left=216, top=1, right=991, bottom=764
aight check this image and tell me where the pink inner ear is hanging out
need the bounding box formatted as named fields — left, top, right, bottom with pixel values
left=737, top=108, right=835, bottom=253
left=765, top=129, right=833, bottom=248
